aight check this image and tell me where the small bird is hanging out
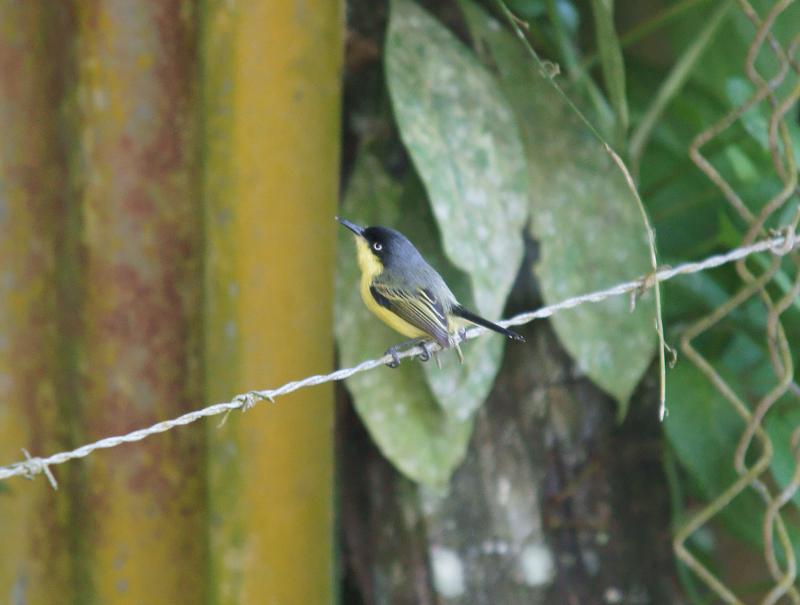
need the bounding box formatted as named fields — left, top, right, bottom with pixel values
left=337, top=216, right=525, bottom=367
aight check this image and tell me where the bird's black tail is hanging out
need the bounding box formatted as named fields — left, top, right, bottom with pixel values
left=452, top=305, right=526, bottom=342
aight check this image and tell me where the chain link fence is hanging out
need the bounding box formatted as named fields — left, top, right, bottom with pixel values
left=674, top=1, right=800, bottom=602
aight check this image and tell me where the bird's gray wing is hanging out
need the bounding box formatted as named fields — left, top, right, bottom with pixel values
left=370, top=281, right=451, bottom=348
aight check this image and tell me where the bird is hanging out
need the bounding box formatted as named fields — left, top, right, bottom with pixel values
left=337, top=216, right=525, bottom=367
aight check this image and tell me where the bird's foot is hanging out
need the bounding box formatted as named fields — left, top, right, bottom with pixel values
left=385, top=346, right=402, bottom=369
left=417, top=343, right=431, bottom=363
left=384, top=338, right=434, bottom=368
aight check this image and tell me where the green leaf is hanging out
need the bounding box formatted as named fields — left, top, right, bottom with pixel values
left=628, top=0, right=732, bottom=171
left=462, top=1, right=656, bottom=411
left=726, top=76, right=800, bottom=167
left=385, top=0, right=528, bottom=322
left=423, top=335, right=504, bottom=421
left=725, top=77, right=770, bottom=150
left=765, top=403, right=800, bottom=510
left=589, top=0, right=628, bottom=144
left=668, top=0, right=799, bottom=105
left=665, top=361, right=764, bottom=546
left=334, top=151, right=473, bottom=486
left=666, top=338, right=800, bottom=550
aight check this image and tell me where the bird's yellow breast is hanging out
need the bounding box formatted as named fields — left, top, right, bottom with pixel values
left=354, top=237, right=427, bottom=340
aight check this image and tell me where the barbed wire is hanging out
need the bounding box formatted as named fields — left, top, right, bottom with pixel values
left=0, top=228, right=796, bottom=489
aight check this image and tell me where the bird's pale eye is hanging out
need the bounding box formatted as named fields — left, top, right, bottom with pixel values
left=372, top=242, right=383, bottom=252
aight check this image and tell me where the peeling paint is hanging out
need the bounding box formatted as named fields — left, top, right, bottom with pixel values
left=72, top=0, right=206, bottom=602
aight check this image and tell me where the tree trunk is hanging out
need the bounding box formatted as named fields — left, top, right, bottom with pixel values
left=339, top=322, right=680, bottom=604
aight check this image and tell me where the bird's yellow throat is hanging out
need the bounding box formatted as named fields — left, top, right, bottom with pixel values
left=353, top=235, right=427, bottom=340
left=354, top=236, right=383, bottom=318
left=354, top=235, right=383, bottom=280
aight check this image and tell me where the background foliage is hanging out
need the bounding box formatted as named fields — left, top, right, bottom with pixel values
left=338, top=0, right=800, bottom=600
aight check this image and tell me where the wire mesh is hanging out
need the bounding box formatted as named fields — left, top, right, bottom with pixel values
left=674, top=1, right=800, bottom=602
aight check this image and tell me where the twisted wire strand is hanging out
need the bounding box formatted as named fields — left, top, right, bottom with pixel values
left=0, top=229, right=795, bottom=487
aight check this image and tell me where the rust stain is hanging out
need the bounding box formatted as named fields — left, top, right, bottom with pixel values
left=74, top=1, right=206, bottom=603
left=122, top=184, right=156, bottom=218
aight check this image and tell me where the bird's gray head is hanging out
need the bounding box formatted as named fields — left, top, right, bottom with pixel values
left=336, top=216, right=456, bottom=306
left=361, top=226, right=421, bottom=269
left=336, top=217, right=423, bottom=271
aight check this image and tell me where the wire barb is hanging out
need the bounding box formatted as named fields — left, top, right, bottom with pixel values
left=20, top=448, right=58, bottom=490
left=0, top=230, right=796, bottom=485
left=770, top=223, right=797, bottom=257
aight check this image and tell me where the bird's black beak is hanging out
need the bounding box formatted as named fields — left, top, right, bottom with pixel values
left=336, top=216, right=365, bottom=237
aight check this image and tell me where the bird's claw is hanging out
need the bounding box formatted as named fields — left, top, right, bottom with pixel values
left=385, top=340, right=433, bottom=367
left=385, top=347, right=401, bottom=369
left=417, top=344, right=431, bottom=363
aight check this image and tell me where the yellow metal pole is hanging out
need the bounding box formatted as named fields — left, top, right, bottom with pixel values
left=0, top=4, right=84, bottom=603
left=75, top=1, right=206, bottom=603
left=203, top=1, right=342, bottom=603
